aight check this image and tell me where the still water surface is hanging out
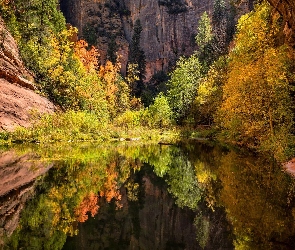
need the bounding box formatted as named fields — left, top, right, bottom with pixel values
left=1, top=141, right=295, bottom=250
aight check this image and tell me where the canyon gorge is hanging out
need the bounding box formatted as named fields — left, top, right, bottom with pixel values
left=59, top=0, right=253, bottom=81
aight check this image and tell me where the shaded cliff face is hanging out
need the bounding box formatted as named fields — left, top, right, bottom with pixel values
left=0, top=18, right=55, bottom=131
left=268, top=0, right=295, bottom=46
left=60, top=0, right=253, bottom=81
left=123, top=0, right=210, bottom=80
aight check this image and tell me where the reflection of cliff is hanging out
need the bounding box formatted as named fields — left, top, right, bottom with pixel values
left=0, top=150, right=52, bottom=243
left=65, top=172, right=198, bottom=249
left=0, top=182, right=35, bottom=243
left=64, top=169, right=233, bottom=249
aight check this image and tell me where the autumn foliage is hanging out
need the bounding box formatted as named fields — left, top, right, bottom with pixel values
left=74, top=40, right=99, bottom=73
left=216, top=2, right=294, bottom=157
left=75, top=192, right=99, bottom=223
left=100, top=162, right=122, bottom=208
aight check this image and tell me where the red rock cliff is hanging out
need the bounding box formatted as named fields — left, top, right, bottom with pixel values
left=60, top=0, right=253, bottom=81
left=0, top=18, right=55, bottom=131
left=268, top=0, right=295, bottom=46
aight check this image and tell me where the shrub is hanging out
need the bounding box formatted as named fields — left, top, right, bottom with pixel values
left=11, top=111, right=106, bottom=143
left=148, top=93, right=172, bottom=128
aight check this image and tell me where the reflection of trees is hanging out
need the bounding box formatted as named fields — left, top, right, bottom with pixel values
left=3, top=144, right=144, bottom=249
left=75, top=192, right=99, bottom=223
left=167, top=153, right=203, bottom=209
left=194, top=211, right=210, bottom=248
left=4, top=142, right=295, bottom=250
left=164, top=141, right=295, bottom=249
left=218, top=151, right=295, bottom=249
left=4, top=143, right=187, bottom=249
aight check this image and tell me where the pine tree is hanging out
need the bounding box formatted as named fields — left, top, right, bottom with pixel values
left=128, top=19, right=146, bottom=96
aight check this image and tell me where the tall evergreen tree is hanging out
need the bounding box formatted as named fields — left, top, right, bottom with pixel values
left=195, top=12, right=214, bottom=72
left=212, top=0, right=236, bottom=56
left=128, top=19, right=146, bottom=96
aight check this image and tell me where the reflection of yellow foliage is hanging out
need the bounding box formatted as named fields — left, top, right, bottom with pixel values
left=194, top=160, right=216, bottom=210
left=195, top=161, right=212, bottom=183
left=125, top=181, right=140, bottom=201
left=218, top=151, right=295, bottom=249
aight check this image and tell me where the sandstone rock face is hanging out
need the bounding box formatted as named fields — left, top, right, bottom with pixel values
left=60, top=0, right=253, bottom=81
left=0, top=79, right=55, bottom=131
left=0, top=18, right=55, bottom=131
left=268, top=0, right=295, bottom=46
left=0, top=18, right=35, bottom=90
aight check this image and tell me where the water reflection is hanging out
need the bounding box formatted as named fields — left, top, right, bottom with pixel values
left=1, top=142, right=295, bottom=249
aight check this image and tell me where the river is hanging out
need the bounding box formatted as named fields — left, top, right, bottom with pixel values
left=1, top=141, right=295, bottom=249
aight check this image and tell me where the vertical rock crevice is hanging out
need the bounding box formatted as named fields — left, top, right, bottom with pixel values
left=59, top=0, right=253, bottom=81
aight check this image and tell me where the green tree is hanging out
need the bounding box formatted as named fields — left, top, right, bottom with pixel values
left=194, top=57, right=227, bottom=125
left=147, top=93, right=172, bottom=128
left=196, top=1, right=235, bottom=72
left=167, top=54, right=203, bottom=124
left=196, top=12, right=213, bottom=50
left=7, top=0, right=65, bottom=44
left=195, top=12, right=214, bottom=72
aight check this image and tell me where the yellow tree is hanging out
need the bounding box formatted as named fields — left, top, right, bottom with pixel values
left=99, top=60, right=131, bottom=118
left=217, top=2, right=294, bottom=158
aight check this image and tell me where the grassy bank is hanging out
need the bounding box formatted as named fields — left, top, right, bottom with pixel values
left=2, top=109, right=292, bottom=162
left=0, top=111, right=179, bottom=145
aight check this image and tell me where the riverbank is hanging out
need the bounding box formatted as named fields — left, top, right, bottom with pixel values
left=0, top=110, right=179, bottom=146
left=1, top=110, right=293, bottom=163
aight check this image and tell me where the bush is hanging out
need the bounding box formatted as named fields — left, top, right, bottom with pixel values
left=148, top=93, right=172, bottom=128
left=11, top=111, right=107, bottom=143
left=114, top=110, right=142, bottom=129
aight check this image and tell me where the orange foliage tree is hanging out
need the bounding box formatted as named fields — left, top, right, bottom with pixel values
left=99, top=60, right=131, bottom=118
left=74, top=39, right=99, bottom=73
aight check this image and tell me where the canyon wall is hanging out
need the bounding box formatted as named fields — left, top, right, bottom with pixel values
left=268, top=0, right=295, bottom=46
left=60, top=0, right=253, bottom=81
left=0, top=18, right=55, bottom=131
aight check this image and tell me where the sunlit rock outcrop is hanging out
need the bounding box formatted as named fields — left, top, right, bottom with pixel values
left=0, top=18, right=55, bottom=131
